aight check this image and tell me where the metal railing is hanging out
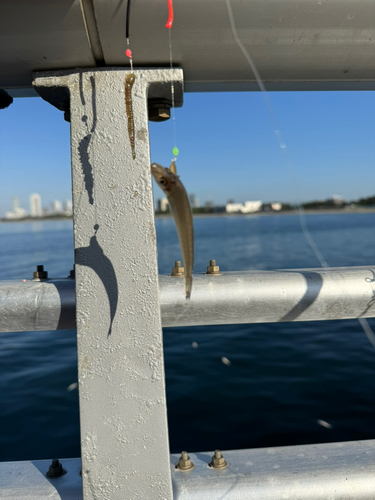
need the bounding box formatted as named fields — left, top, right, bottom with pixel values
left=1, top=266, right=374, bottom=332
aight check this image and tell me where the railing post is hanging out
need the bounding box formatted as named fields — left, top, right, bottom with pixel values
left=33, top=68, right=183, bottom=500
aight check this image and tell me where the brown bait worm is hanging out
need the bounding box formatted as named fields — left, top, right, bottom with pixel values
left=125, top=73, right=136, bottom=160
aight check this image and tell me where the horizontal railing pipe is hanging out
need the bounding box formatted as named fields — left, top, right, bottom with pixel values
left=0, top=278, right=76, bottom=332
left=0, top=266, right=374, bottom=332
left=2, top=439, right=375, bottom=499
left=170, top=439, right=375, bottom=499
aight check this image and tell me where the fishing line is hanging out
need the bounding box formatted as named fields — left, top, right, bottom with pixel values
left=126, top=0, right=131, bottom=39
left=225, top=0, right=375, bottom=347
left=225, top=0, right=324, bottom=265
left=125, top=0, right=133, bottom=71
left=166, top=0, right=179, bottom=161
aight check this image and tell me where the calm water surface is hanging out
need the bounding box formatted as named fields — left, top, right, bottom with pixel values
left=1, top=213, right=375, bottom=461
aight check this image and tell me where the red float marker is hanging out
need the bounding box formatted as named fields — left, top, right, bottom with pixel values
left=126, top=49, right=132, bottom=58
left=166, top=0, right=174, bottom=28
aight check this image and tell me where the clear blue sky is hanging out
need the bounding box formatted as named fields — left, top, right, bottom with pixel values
left=0, top=90, right=374, bottom=216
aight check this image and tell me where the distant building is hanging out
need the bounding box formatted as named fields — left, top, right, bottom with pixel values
left=5, top=196, right=28, bottom=219
left=6, top=207, right=28, bottom=220
left=52, top=200, right=63, bottom=213
left=13, top=197, right=20, bottom=212
left=271, top=202, right=282, bottom=211
left=189, top=194, right=200, bottom=209
left=226, top=203, right=242, bottom=213
left=226, top=201, right=262, bottom=214
left=157, top=198, right=169, bottom=212
left=65, top=200, right=73, bottom=215
left=332, top=194, right=345, bottom=206
left=30, top=193, right=42, bottom=217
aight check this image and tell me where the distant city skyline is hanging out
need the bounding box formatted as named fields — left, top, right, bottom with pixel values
left=1, top=91, right=374, bottom=217
left=5, top=192, right=73, bottom=219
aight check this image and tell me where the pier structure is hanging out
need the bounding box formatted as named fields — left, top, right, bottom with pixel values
left=1, top=0, right=375, bottom=498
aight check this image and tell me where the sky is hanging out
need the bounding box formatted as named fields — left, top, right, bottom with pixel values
left=0, top=90, right=374, bottom=216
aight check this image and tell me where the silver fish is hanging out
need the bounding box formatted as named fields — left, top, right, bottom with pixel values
left=151, top=161, right=194, bottom=299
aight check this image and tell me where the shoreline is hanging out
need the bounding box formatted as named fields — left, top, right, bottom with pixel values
left=156, top=208, right=375, bottom=219
left=1, top=208, right=375, bottom=223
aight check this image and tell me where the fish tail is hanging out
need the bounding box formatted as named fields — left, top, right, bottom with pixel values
left=185, top=275, right=192, bottom=300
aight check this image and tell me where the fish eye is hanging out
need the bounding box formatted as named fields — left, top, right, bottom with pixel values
left=159, top=177, right=167, bottom=186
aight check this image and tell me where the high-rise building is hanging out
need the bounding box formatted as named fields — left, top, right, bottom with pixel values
left=189, top=194, right=200, bottom=208
left=13, top=197, right=20, bottom=211
left=157, top=198, right=169, bottom=212
left=5, top=196, right=27, bottom=219
left=53, top=200, right=63, bottom=213
left=65, top=200, right=73, bottom=215
left=30, top=193, right=42, bottom=217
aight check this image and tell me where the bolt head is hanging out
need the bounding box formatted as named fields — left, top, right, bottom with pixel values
left=210, top=457, right=228, bottom=469
left=172, top=263, right=184, bottom=276
left=209, top=450, right=228, bottom=469
left=148, top=98, right=172, bottom=122
left=47, top=458, right=66, bottom=478
left=206, top=265, right=221, bottom=275
left=176, top=452, right=195, bottom=471
left=148, top=107, right=171, bottom=122
left=33, top=265, right=48, bottom=280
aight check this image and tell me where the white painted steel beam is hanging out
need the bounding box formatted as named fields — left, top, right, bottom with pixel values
left=33, top=68, right=183, bottom=500
left=2, top=440, right=375, bottom=499
left=1, top=266, right=375, bottom=332
left=2, top=0, right=375, bottom=94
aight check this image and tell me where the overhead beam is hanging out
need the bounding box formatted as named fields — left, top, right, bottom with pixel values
left=1, top=0, right=375, bottom=94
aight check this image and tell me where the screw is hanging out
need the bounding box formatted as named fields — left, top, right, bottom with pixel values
left=33, top=265, right=48, bottom=280
left=176, top=451, right=195, bottom=471
left=46, top=458, right=67, bottom=478
left=206, top=260, right=222, bottom=275
left=148, top=98, right=171, bottom=122
left=209, top=449, right=228, bottom=469
left=171, top=261, right=184, bottom=277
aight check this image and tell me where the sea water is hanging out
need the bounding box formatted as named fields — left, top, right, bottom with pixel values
left=0, top=213, right=375, bottom=460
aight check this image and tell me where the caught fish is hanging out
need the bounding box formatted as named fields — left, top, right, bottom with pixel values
left=151, top=161, right=194, bottom=299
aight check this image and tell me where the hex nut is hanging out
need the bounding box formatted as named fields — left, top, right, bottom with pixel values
left=206, top=260, right=222, bottom=275
left=149, top=107, right=171, bottom=122
left=46, top=459, right=67, bottom=478
left=33, top=265, right=48, bottom=280
left=209, top=450, right=228, bottom=469
left=176, top=451, right=195, bottom=471
left=148, top=98, right=171, bottom=122
left=172, top=261, right=184, bottom=276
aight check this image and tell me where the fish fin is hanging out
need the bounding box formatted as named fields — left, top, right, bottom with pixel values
left=169, top=160, right=177, bottom=175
